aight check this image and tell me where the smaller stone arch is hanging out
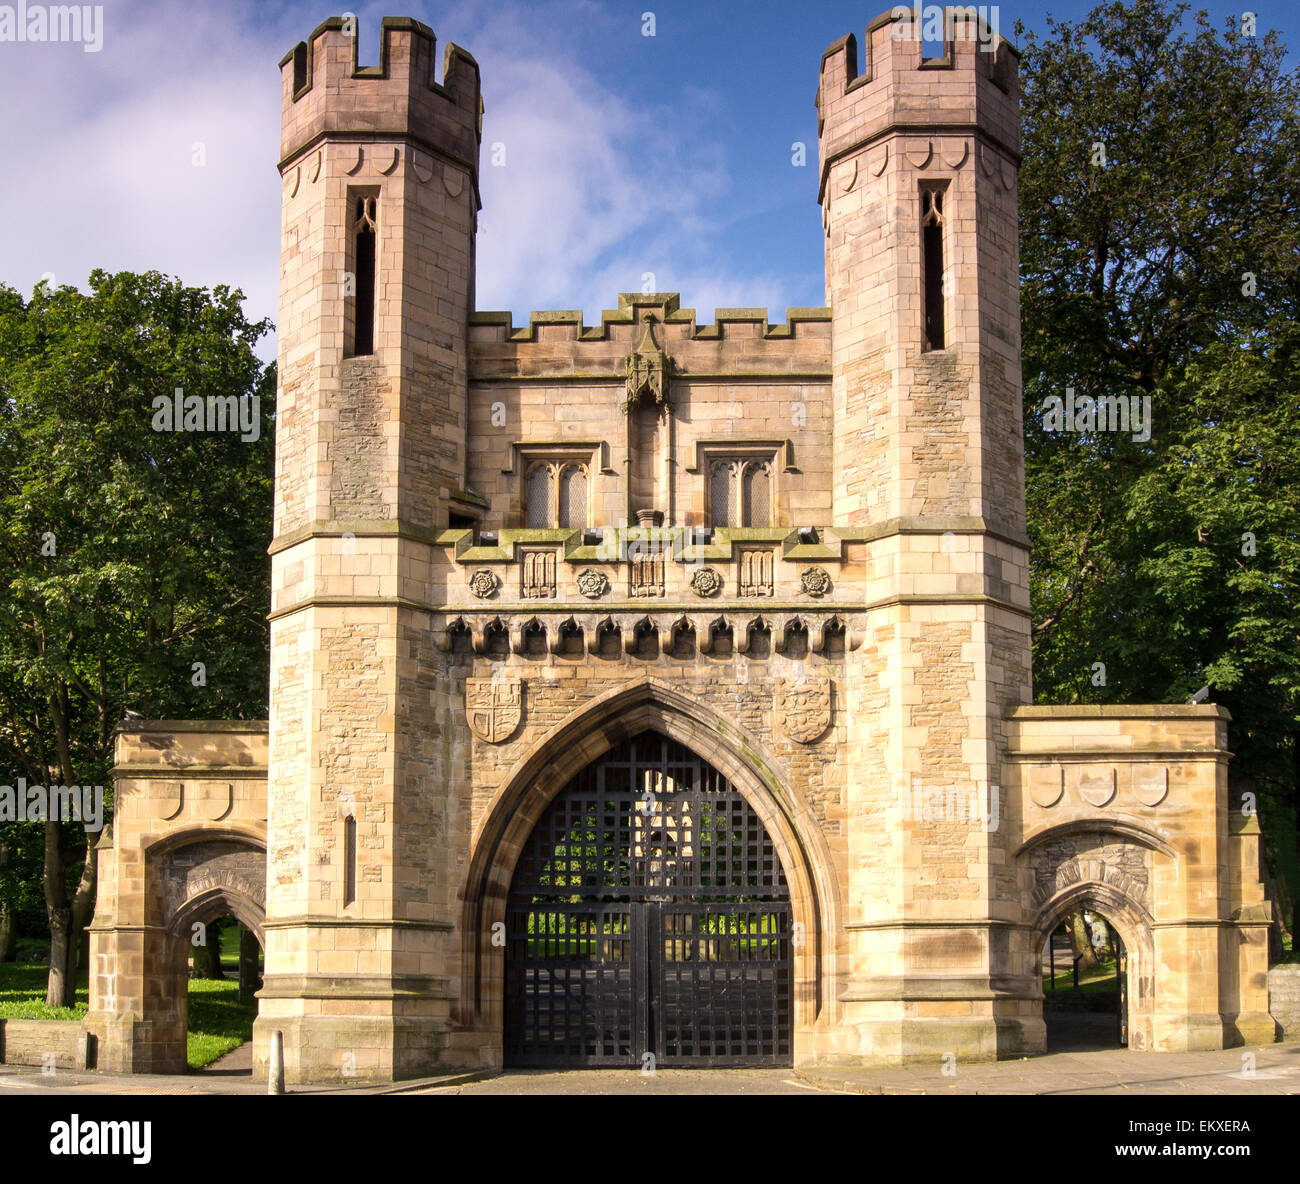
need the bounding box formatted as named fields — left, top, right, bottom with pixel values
left=137, top=829, right=268, bottom=1072
left=147, top=831, right=267, bottom=934
left=168, top=885, right=265, bottom=946
left=1021, top=825, right=1166, bottom=1051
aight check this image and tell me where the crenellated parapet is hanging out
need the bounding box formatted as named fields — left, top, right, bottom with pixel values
left=278, top=16, right=482, bottom=183
left=469, top=293, right=831, bottom=387
left=471, top=293, right=831, bottom=346
left=817, top=7, right=1018, bottom=206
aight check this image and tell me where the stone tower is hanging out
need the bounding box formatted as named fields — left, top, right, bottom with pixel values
left=255, top=17, right=482, bottom=1081
left=817, top=12, right=1039, bottom=1058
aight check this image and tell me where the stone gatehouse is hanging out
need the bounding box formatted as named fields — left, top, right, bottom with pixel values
left=82, top=10, right=1277, bottom=1082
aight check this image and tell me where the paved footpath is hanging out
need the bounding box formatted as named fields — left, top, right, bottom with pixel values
left=0, top=1042, right=1296, bottom=1096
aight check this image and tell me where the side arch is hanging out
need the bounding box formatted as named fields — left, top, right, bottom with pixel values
left=114, top=829, right=269, bottom=1073
left=1021, top=826, right=1165, bottom=1052
left=458, top=678, right=840, bottom=1060
left=143, top=827, right=267, bottom=934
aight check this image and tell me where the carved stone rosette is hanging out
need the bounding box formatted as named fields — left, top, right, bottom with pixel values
left=800, top=567, right=832, bottom=597
left=689, top=567, right=723, bottom=597
left=469, top=569, right=500, bottom=598
left=576, top=569, right=609, bottom=599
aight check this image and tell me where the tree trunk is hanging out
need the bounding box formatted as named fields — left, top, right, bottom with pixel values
left=238, top=926, right=260, bottom=1002
left=67, top=830, right=97, bottom=994
left=0, top=899, right=16, bottom=961
left=44, top=814, right=73, bottom=1006
left=192, top=921, right=224, bottom=980
left=1066, top=912, right=1102, bottom=972
left=1292, top=734, right=1300, bottom=953
left=43, top=686, right=96, bottom=1008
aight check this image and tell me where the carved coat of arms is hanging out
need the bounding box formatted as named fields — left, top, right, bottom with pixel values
left=774, top=677, right=832, bottom=743
left=466, top=679, right=522, bottom=744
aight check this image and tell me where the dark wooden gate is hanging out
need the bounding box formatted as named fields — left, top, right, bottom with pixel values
left=504, top=731, right=793, bottom=1067
left=1116, top=934, right=1129, bottom=1047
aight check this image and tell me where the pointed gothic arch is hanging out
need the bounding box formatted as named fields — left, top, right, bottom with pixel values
left=457, top=679, right=839, bottom=1066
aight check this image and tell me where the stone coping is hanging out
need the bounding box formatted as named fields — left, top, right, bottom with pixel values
left=115, top=720, right=269, bottom=733
left=469, top=293, right=831, bottom=342
left=268, top=516, right=1031, bottom=559
left=1009, top=705, right=1230, bottom=721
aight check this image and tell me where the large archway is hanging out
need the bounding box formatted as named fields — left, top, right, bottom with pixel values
left=460, top=679, right=836, bottom=1068
left=504, top=730, right=792, bottom=1067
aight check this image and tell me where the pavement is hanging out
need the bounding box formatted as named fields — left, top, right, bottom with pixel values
left=0, top=1040, right=1296, bottom=1096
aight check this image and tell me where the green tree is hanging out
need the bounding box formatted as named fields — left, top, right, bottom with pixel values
left=1016, top=0, right=1300, bottom=943
left=0, top=270, right=274, bottom=1004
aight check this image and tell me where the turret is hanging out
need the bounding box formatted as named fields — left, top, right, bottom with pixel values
left=819, top=10, right=1037, bottom=1062
left=258, top=17, right=482, bottom=1084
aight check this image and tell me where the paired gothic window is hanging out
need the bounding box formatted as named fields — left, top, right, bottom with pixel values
left=526, top=462, right=588, bottom=529
left=708, top=458, right=772, bottom=528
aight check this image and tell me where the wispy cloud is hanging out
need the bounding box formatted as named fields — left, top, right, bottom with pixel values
left=0, top=0, right=813, bottom=352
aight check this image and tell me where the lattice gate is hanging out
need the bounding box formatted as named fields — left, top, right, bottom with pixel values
left=504, top=731, right=793, bottom=1067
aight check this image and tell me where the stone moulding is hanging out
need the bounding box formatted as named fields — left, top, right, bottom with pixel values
left=437, top=610, right=859, bottom=657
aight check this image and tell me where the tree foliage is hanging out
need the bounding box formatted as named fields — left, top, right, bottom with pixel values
left=1017, top=0, right=1300, bottom=941
left=0, top=269, right=274, bottom=1002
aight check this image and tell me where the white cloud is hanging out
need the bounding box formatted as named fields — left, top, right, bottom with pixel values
left=0, top=0, right=810, bottom=358
left=0, top=1, right=286, bottom=341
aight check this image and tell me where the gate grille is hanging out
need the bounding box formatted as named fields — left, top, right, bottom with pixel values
left=504, top=732, right=792, bottom=1067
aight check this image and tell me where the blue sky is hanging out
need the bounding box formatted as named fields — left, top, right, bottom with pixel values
left=1, top=0, right=1293, bottom=353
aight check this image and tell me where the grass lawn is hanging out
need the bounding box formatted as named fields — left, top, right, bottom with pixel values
left=1, top=957, right=255, bottom=1071
left=185, top=977, right=257, bottom=1070
left=1042, top=957, right=1119, bottom=993
left=0, top=961, right=89, bottom=1021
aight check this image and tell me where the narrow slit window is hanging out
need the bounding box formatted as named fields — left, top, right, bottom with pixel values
left=922, top=187, right=945, bottom=351
left=350, top=195, right=378, bottom=357
left=343, top=816, right=357, bottom=906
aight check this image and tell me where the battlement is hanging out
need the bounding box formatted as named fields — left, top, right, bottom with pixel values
left=278, top=16, right=482, bottom=169
left=469, top=293, right=832, bottom=345
left=817, top=7, right=1018, bottom=202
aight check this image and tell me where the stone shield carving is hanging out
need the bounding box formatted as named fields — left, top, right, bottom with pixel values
left=466, top=679, right=522, bottom=744
left=775, top=678, right=832, bottom=743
